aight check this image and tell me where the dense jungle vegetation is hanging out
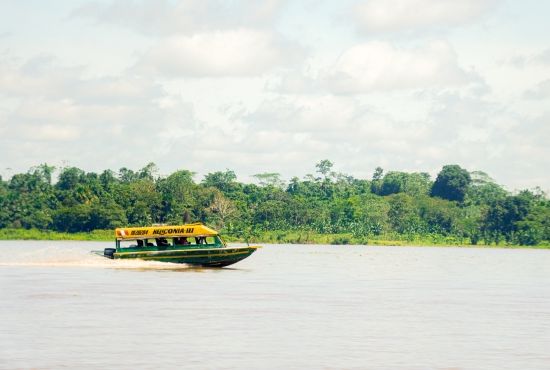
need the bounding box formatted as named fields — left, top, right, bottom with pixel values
left=1, top=161, right=549, bottom=246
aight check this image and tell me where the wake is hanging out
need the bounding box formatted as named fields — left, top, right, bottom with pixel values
left=0, top=245, right=192, bottom=270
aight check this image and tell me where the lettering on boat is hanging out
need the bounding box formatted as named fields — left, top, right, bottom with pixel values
left=151, top=227, right=194, bottom=236
left=130, top=230, right=148, bottom=236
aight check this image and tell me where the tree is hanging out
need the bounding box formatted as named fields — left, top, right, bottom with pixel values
left=89, top=198, right=128, bottom=230
left=516, top=203, right=550, bottom=245
left=466, top=170, right=507, bottom=205
left=32, top=164, right=55, bottom=185
left=202, top=170, right=237, bottom=193
left=481, top=191, right=539, bottom=244
left=1, top=161, right=548, bottom=247
left=373, top=167, right=384, bottom=181
left=388, top=193, right=422, bottom=234
left=378, top=172, right=431, bottom=196
left=316, top=160, right=334, bottom=178
left=56, top=167, right=85, bottom=191
left=156, top=170, right=197, bottom=223
left=99, top=169, right=118, bottom=190
left=431, top=165, right=472, bottom=202
left=403, top=173, right=431, bottom=196
left=53, top=204, right=92, bottom=232
left=379, top=172, right=406, bottom=196
left=138, top=162, right=158, bottom=181
left=351, top=193, right=390, bottom=236
left=118, top=167, right=138, bottom=183
left=417, top=196, right=459, bottom=235
left=371, top=167, right=383, bottom=194
left=253, top=173, right=285, bottom=188
left=208, top=190, right=238, bottom=229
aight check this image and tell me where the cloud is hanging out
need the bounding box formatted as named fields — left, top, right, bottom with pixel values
left=0, top=55, right=163, bottom=105
left=503, top=48, right=550, bottom=69
left=229, top=95, right=438, bottom=177
left=73, top=1, right=302, bottom=77
left=0, top=56, right=199, bottom=172
left=354, top=0, right=497, bottom=33
left=139, top=29, right=304, bottom=77
left=73, top=0, right=286, bottom=36
left=265, top=69, right=321, bottom=95
left=524, top=79, right=550, bottom=100
left=533, top=48, right=550, bottom=65
left=220, top=87, right=550, bottom=190
left=324, top=41, right=476, bottom=94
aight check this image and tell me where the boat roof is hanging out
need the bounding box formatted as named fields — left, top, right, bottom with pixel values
left=115, top=223, right=218, bottom=240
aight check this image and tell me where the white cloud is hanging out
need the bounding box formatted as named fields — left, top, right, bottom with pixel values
left=0, top=56, right=162, bottom=105
left=139, top=29, right=303, bottom=77
left=0, top=56, right=199, bottom=172
left=74, top=0, right=286, bottom=36
left=354, top=0, right=497, bottom=33
left=535, top=49, right=550, bottom=65
left=266, top=70, right=320, bottom=95
left=524, top=79, right=550, bottom=100
left=26, top=123, right=80, bottom=141
left=325, top=41, right=476, bottom=94
left=219, top=88, right=550, bottom=190
left=231, top=95, right=436, bottom=177
left=2, top=0, right=549, bottom=191
left=509, top=48, right=550, bottom=69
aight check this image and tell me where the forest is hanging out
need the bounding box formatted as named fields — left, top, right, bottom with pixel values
left=1, top=161, right=549, bottom=246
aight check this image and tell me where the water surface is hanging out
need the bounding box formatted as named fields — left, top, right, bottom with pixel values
left=1, top=241, right=549, bottom=369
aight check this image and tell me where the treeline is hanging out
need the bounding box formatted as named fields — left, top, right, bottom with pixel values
left=0, top=161, right=549, bottom=245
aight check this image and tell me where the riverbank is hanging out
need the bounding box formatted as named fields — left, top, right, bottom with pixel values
left=238, top=230, right=550, bottom=249
left=1, top=228, right=548, bottom=248
left=0, top=228, right=112, bottom=241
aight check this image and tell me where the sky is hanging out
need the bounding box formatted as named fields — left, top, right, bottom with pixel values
left=1, top=0, right=549, bottom=191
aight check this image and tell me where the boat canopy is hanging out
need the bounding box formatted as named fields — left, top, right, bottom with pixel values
left=115, top=223, right=218, bottom=240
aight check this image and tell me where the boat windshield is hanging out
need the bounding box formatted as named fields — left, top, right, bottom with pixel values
left=116, top=235, right=224, bottom=249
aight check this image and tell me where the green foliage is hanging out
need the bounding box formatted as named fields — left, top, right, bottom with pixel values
left=481, top=190, right=545, bottom=245
left=202, top=170, right=238, bottom=193
left=253, top=173, right=285, bottom=188
left=378, top=171, right=431, bottom=196
left=431, top=164, right=472, bottom=202
left=388, top=193, right=422, bottom=234
left=316, top=159, right=334, bottom=178
left=0, top=162, right=548, bottom=246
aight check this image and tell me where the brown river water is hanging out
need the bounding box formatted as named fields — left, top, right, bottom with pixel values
left=1, top=241, right=549, bottom=369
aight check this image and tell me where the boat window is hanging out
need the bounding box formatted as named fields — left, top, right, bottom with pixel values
left=156, top=237, right=170, bottom=247
left=174, top=237, right=191, bottom=245
left=119, top=239, right=140, bottom=249
left=205, top=236, right=217, bottom=244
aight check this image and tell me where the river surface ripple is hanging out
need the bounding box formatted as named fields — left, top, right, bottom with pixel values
left=1, top=241, right=549, bottom=370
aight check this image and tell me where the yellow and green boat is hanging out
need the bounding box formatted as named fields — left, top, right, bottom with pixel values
left=93, top=223, right=260, bottom=267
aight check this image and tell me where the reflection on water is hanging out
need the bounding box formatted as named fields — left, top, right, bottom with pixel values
left=1, top=241, right=550, bottom=369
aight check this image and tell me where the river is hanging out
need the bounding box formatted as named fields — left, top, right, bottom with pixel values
left=1, top=241, right=549, bottom=369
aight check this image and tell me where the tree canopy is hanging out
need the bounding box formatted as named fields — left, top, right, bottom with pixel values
left=431, top=164, right=472, bottom=202
left=1, top=161, right=548, bottom=246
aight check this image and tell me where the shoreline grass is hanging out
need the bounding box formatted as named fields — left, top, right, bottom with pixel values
left=1, top=228, right=548, bottom=249
left=0, top=228, right=113, bottom=241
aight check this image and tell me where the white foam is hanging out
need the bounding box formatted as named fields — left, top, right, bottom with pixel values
left=0, top=245, right=192, bottom=270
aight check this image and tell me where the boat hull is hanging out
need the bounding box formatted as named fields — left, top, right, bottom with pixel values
left=112, top=246, right=259, bottom=267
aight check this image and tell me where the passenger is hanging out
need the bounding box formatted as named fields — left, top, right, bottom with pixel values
left=137, top=239, right=144, bottom=247
left=156, top=238, right=169, bottom=246
left=195, top=236, right=203, bottom=244
left=180, top=237, right=190, bottom=245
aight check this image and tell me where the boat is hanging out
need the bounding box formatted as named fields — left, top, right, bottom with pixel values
left=92, top=223, right=260, bottom=267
